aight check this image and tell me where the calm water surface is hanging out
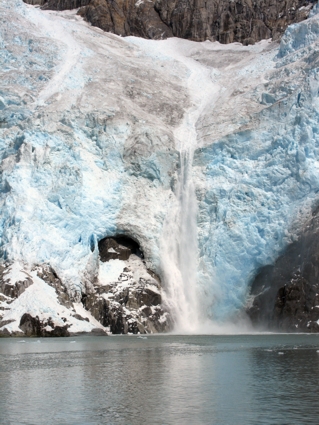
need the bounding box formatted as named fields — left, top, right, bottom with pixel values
left=0, top=334, right=319, bottom=425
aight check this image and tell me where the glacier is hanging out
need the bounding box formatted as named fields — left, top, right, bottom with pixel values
left=1, top=0, right=319, bottom=334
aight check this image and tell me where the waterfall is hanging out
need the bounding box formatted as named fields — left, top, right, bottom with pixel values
left=158, top=41, right=220, bottom=333
left=176, top=148, right=200, bottom=330
left=160, top=119, right=201, bottom=333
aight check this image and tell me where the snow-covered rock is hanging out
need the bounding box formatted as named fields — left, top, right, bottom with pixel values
left=0, top=262, right=106, bottom=336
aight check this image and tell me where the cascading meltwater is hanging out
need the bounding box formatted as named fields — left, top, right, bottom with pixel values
left=160, top=129, right=202, bottom=333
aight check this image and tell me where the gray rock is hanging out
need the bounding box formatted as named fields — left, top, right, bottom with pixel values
left=73, top=313, right=90, bottom=322
left=34, top=265, right=73, bottom=308
left=23, top=0, right=315, bottom=43
left=0, top=265, right=33, bottom=298
left=0, top=319, right=15, bottom=328
left=90, top=327, right=108, bottom=335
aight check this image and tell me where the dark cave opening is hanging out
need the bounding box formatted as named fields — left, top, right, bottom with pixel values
left=98, top=235, right=144, bottom=262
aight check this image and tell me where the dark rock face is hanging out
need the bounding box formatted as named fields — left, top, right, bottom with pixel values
left=24, top=0, right=315, bottom=43
left=77, top=0, right=173, bottom=40
left=0, top=260, right=170, bottom=336
left=155, top=0, right=315, bottom=43
left=19, top=313, right=70, bottom=337
left=24, top=0, right=46, bottom=4
left=98, top=236, right=143, bottom=262
left=247, top=206, right=319, bottom=332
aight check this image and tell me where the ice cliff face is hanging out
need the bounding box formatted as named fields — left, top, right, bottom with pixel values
left=1, top=0, right=319, bottom=334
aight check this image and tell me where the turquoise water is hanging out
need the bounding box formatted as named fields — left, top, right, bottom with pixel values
left=0, top=334, right=319, bottom=424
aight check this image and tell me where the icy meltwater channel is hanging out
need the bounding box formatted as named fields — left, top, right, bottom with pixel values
left=1, top=335, right=319, bottom=425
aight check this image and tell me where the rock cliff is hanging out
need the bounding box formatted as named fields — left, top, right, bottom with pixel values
left=247, top=206, right=319, bottom=332
left=23, top=0, right=316, bottom=44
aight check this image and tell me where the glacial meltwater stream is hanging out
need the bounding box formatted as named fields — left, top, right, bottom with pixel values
left=1, top=334, right=319, bottom=425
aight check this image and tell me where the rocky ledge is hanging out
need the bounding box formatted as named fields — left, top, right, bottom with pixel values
left=24, top=0, right=315, bottom=44
left=247, top=206, right=319, bottom=332
left=0, top=236, right=171, bottom=337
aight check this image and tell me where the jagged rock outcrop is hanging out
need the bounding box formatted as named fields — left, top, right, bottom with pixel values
left=24, top=0, right=315, bottom=43
left=85, top=235, right=170, bottom=334
left=247, top=206, right=319, bottom=332
left=40, top=0, right=173, bottom=39
left=0, top=264, right=33, bottom=298
left=35, top=265, right=73, bottom=308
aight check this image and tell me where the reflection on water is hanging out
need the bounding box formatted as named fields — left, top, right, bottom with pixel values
left=0, top=334, right=319, bottom=425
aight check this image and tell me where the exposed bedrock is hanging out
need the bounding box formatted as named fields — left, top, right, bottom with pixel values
left=247, top=206, right=319, bottom=332
left=82, top=277, right=171, bottom=334
left=0, top=250, right=170, bottom=335
left=23, top=0, right=315, bottom=43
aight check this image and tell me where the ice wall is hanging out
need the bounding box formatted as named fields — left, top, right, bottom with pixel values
left=2, top=0, right=319, bottom=329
